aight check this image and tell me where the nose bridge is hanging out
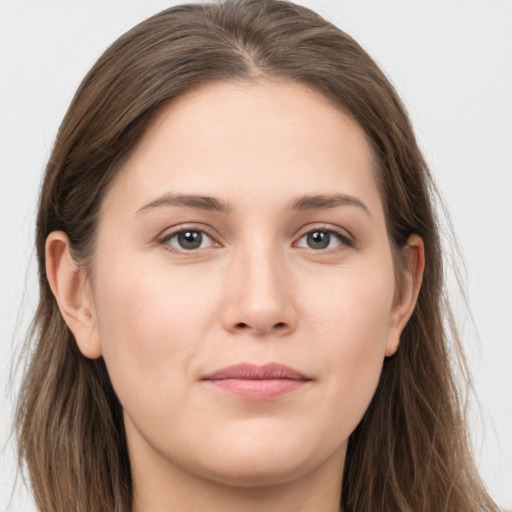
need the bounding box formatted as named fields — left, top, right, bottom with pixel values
left=223, top=233, right=297, bottom=336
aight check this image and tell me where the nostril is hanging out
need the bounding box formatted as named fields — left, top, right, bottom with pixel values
left=233, top=321, right=288, bottom=333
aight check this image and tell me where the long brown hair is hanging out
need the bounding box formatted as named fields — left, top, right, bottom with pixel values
left=15, top=1, right=499, bottom=511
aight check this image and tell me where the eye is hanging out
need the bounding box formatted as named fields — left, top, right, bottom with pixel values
left=295, top=228, right=351, bottom=251
left=160, top=229, right=217, bottom=252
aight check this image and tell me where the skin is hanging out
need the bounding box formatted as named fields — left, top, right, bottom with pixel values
left=46, top=80, right=424, bottom=512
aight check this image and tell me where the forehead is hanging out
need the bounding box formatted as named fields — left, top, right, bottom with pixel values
left=104, top=79, right=382, bottom=217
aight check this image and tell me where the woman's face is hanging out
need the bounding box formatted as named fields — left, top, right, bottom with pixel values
left=82, top=81, right=417, bottom=488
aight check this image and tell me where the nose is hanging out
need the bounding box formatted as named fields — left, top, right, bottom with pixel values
left=221, top=243, right=298, bottom=337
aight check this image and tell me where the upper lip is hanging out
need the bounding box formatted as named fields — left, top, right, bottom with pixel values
left=202, top=363, right=311, bottom=381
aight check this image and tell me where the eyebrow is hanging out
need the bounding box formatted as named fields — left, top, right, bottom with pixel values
left=136, top=193, right=232, bottom=216
left=290, top=194, right=370, bottom=215
left=136, top=192, right=370, bottom=216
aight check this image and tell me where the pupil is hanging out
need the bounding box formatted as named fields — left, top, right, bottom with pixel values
left=178, top=231, right=202, bottom=250
left=307, top=231, right=330, bottom=249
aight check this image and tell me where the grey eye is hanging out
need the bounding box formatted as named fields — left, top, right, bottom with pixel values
left=306, top=231, right=331, bottom=249
left=297, top=229, right=346, bottom=250
left=177, top=231, right=203, bottom=250
left=165, top=230, right=215, bottom=251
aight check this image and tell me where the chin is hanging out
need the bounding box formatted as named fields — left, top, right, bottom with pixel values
left=200, top=454, right=316, bottom=488
left=182, top=426, right=345, bottom=489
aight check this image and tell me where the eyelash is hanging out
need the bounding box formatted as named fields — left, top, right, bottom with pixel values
left=157, top=227, right=219, bottom=254
left=157, top=225, right=355, bottom=255
left=294, top=226, right=354, bottom=252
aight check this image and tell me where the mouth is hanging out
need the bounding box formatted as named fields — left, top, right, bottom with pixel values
left=201, top=363, right=312, bottom=401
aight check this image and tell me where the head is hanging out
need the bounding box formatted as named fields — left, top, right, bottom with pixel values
left=16, top=2, right=496, bottom=512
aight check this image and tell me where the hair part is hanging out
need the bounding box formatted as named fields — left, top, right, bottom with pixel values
left=16, top=1, right=498, bottom=511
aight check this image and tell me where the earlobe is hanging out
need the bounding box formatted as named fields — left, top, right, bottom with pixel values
left=45, top=231, right=102, bottom=359
left=385, top=234, right=425, bottom=357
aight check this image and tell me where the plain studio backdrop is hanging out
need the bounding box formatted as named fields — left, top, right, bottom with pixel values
left=0, top=1, right=511, bottom=510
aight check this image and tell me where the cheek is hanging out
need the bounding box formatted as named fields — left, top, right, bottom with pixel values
left=303, top=259, right=395, bottom=433
left=91, top=258, right=221, bottom=412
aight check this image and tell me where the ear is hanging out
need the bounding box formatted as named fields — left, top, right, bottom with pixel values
left=385, top=234, right=425, bottom=357
left=45, top=231, right=102, bottom=359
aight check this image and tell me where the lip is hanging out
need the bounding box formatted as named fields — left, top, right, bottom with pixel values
left=201, top=363, right=312, bottom=401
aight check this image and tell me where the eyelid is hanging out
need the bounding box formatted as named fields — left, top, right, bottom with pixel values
left=293, top=224, right=355, bottom=251
left=157, top=225, right=221, bottom=254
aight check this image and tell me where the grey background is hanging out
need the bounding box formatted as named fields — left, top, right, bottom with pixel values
left=1, top=1, right=511, bottom=510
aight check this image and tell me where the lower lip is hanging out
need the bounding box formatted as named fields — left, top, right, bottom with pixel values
left=204, top=378, right=308, bottom=400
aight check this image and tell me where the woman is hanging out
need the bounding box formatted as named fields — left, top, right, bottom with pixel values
left=14, top=1, right=500, bottom=511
